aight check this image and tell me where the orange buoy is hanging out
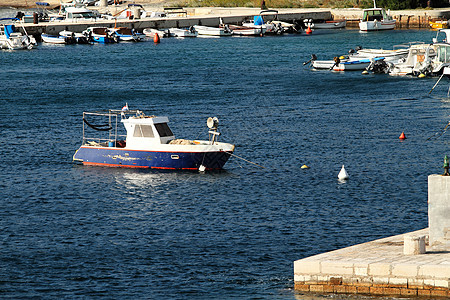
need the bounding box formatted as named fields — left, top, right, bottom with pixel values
left=399, top=132, right=406, bottom=140
left=306, top=26, right=312, bottom=35
left=153, top=33, right=160, bottom=43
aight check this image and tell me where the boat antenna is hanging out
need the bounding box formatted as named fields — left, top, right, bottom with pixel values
left=373, top=0, right=377, bottom=8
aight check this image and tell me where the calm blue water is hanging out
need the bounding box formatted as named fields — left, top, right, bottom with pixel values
left=1, top=29, right=449, bottom=299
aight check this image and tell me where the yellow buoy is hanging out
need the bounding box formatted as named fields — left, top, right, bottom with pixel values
left=418, top=73, right=426, bottom=78
left=301, top=164, right=310, bottom=169
left=362, top=70, right=369, bottom=75
left=339, top=56, right=345, bottom=60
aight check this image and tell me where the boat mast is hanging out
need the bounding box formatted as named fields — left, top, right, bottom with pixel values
left=373, top=0, right=377, bottom=8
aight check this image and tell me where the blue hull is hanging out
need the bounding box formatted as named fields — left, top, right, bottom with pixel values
left=73, top=146, right=232, bottom=170
left=93, top=36, right=115, bottom=44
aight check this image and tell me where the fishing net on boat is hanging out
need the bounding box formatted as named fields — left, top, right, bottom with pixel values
left=169, top=139, right=195, bottom=145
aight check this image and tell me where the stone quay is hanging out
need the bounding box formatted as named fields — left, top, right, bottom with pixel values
left=294, top=174, right=450, bottom=298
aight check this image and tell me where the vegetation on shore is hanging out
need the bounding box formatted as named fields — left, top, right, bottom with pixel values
left=178, top=0, right=449, bottom=9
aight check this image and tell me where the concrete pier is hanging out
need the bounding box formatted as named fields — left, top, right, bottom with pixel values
left=294, top=174, right=450, bottom=298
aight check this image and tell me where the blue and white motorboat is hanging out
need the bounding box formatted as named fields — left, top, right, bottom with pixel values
left=0, top=19, right=37, bottom=50
left=73, top=107, right=235, bottom=170
left=107, top=27, right=143, bottom=42
left=332, top=57, right=385, bottom=71
left=82, top=27, right=118, bottom=43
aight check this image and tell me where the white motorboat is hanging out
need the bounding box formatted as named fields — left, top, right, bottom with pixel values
left=222, top=24, right=263, bottom=36
left=143, top=28, right=171, bottom=38
left=359, top=1, right=396, bottom=31
left=266, top=20, right=299, bottom=34
left=41, top=33, right=75, bottom=44
left=349, top=47, right=410, bottom=64
left=309, top=55, right=385, bottom=71
left=304, top=19, right=346, bottom=29
left=168, top=27, right=198, bottom=38
left=0, top=21, right=37, bottom=50
left=194, top=25, right=232, bottom=37
left=389, top=29, right=450, bottom=76
left=59, top=30, right=91, bottom=44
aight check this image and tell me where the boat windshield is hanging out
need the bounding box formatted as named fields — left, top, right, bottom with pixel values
left=363, top=9, right=383, bottom=21
left=155, top=123, right=173, bottom=137
left=68, top=12, right=96, bottom=19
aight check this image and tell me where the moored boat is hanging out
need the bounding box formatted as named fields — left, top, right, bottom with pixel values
left=73, top=107, right=235, bottom=170
left=83, top=27, right=118, bottom=43
left=333, top=57, right=385, bottom=71
left=228, top=24, right=266, bottom=36
left=143, top=28, right=171, bottom=38
left=107, top=27, right=143, bottom=42
left=41, top=33, right=76, bottom=44
left=194, top=25, right=232, bottom=36
left=168, top=27, right=198, bottom=37
left=359, top=1, right=396, bottom=31
left=59, top=30, right=91, bottom=44
left=0, top=19, right=37, bottom=50
left=429, top=19, right=448, bottom=29
left=304, top=19, right=346, bottom=29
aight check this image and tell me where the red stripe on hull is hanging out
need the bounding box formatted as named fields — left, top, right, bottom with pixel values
left=83, top=162, right=149, bottom=168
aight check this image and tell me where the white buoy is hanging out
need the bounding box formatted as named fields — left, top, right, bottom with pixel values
left=338, top=165, right=349, bottom=180
left=199, top=165, right=206, bottom=172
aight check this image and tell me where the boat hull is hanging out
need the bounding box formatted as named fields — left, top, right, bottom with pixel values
left=359, top=20, right=396, bottom=31
left=73, top=146, right=233, bottom=170
left=311, top=20, right=346, bottom=29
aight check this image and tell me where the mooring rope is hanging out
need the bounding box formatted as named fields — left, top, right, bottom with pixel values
left=426, top=121, right=450, bottom=141
left=224, top=151, right=265, bottom=169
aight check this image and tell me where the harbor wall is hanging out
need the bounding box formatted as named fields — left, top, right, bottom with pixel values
left=294, top=174, right=450, bottom=298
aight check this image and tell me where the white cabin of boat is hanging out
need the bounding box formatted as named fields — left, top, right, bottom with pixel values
left=362, top=8, right=392, bottom=22
left=121, top=114, right=175, bottom=149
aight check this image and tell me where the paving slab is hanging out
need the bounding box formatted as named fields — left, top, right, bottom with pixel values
left=294, top=228, right=450, bottom=297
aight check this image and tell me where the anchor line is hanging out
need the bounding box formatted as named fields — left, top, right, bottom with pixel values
left=426, top=121, right=450, bottom=141
left=223, top=151, right=265, bottom=169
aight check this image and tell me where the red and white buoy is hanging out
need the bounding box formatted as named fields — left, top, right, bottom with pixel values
left=153, top=33, right=160, bottom=43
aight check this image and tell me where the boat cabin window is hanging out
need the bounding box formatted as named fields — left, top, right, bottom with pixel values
left=438, top=46, right=450, bottom=63
left=363, top=10, right=382, bottom=21
left=154, top=123, right=173, bottom=137
left=133, top=124, right=155, bottom=138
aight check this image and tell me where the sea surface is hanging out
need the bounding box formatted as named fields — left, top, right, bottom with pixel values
left=1, top=25, right=449, bottom=299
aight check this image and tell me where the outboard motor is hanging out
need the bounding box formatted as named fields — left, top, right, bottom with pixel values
left=303, top=54, right=317, bottom=66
